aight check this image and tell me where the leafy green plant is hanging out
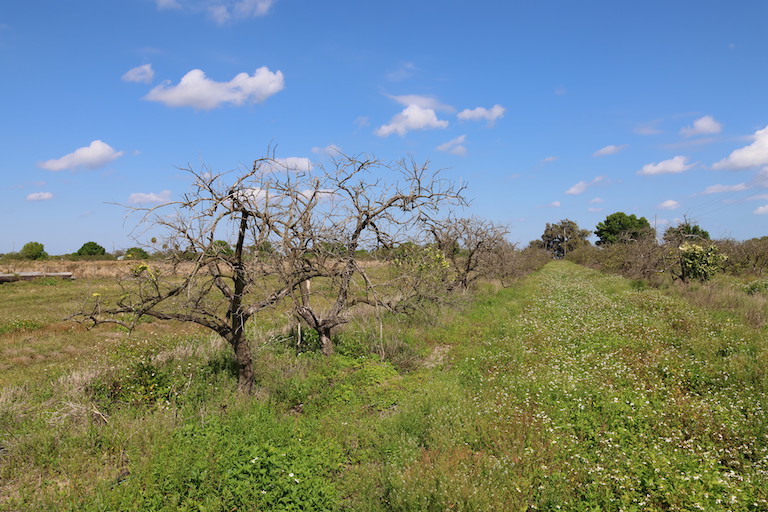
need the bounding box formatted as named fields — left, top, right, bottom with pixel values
left=95, top=410, right=341, bottom=511
left=679, top=242, right=727, bottom=282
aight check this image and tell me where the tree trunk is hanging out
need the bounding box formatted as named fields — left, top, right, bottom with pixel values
left=230, top=332, right=255, bottom=393
left=318, top=327, right=334, bottom=356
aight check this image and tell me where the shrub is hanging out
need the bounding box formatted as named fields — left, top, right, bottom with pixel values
left=679, top=242, right=727, bottom=282
left=19, top=241, right=47, bottom=260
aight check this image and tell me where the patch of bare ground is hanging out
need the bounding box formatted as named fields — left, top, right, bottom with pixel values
left=422, top=344, right=450, bottom=369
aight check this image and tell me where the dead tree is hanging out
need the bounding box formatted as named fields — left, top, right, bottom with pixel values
left=429, top=217, right=510, bottom=291
left=72, top=153, right=465, bottom=390
left=286, top=155, right=467, bottom=355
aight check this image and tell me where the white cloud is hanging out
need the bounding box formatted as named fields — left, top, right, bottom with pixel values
left=637, top=155, right=694, bottom=175
left=233, top=187, right=268, bottom=205
left=712, top=125, right=768, bottom=170
left=587, top=207, right=603, bottom=213
left=354, top=116, right=369, bottom=128
left=128, top=190, right=172, bottom=204
left=39, top=140, right=124, bottom=171
left=375, top=105, right=448, bottom=137
left=209, top=5, right=230, bottom=24
left=155, top=0, right=181, bottom=9
left=122, top=64, right=154, bottom=84
left=387, top=94, right=453, bottom=112
left=593, top=144, right=627, bottom=157
left=566, top=176, right=604, bottom=195
left=311, top=145, right=342, bottom=156
left=680, top=115, right=722, bottom=137
left=658, top=199, right=680, bottom=210
left=566, top=181, right=588, bottom=195
left=272, top=157, right=312, bottom=172
left=702, top=183, right=748, bottom=194
left=26, top=192, right=53, bottom=201
left=550, top=201, right=561, bottom=207
left=437, top=135, right=467, bottom=156
left=541, top=156, right=558, bottom=164
left=754, top=205, right=768, bottom=215
left=233, top=0, right=273, bottom=17
left=208, top=0, right=274, bottom=24
left=145, top=67, right=284, bottom=110
left=590, top=197, right=604, bottom=204
left=457, top=104, right=506, bottom=126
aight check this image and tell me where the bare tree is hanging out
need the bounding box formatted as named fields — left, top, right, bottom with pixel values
left=72, top=153, right=465, bottom=391
left=286, top=155, right=466, bottom=355
left=429, top=217, right=511, bottom=290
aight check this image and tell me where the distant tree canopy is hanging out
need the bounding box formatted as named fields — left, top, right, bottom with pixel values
left=535, top=219, right=591, bottom=258
left=124, top=247, right=150, bottom=260
left=20, top=241, right=48, bottom=260
left=594, top=212, right=652, bottom=245
left=76, top=241, right=106, bottom=257
left=664, top=221, right=710, bottom=245
left=207, top=240, right=234, bottom=257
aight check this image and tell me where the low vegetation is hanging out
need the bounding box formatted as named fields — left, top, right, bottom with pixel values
left=1, top=257, right=767, bottom=510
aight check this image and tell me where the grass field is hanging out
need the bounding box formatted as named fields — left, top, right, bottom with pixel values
left=1, top=261, right=767, bottom=510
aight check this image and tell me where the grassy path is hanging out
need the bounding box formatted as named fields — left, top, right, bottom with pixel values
left=355, top=261, right=768, bottom=510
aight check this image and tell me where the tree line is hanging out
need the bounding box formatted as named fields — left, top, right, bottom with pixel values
left=531, top=212, right=768, bottom=283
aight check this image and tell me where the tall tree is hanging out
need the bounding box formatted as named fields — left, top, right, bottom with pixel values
left=594, top=212, right=653, bottom=246
left=539, top=219, right=591, bottom=258
left=76, top=241, right=107, bottom=256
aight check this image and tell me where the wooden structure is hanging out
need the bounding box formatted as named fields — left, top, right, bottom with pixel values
left=0, top=272, right=74, bottom=283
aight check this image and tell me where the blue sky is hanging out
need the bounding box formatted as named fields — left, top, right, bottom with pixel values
left=2, top=0, right=767, bottom=255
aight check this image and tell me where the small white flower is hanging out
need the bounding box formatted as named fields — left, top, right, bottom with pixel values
left=288, top=472, right=294, bottom=477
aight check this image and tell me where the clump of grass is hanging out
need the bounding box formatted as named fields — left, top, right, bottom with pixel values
left=0, top=319, right=42, bottom=335
left=745, top=279, right=768, bottom=296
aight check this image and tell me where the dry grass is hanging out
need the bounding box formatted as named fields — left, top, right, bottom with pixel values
left=670, top=276, right=768, bottom=329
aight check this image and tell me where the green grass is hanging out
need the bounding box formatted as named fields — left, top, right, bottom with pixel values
left=1, top=261, right=767, bottom=510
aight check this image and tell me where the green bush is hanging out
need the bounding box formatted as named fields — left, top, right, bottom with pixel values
left=679, top=242, right=727, bottom=282
left=76, top=241, right=106, bottom=256
left=124, top=247, right=150, bottom=260
left=19, top=241, right=47, bottom=260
